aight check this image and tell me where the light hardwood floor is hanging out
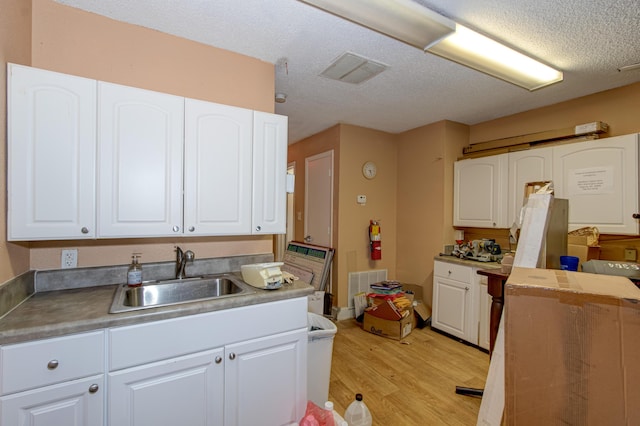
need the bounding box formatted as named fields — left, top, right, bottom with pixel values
left=327, top=320, right=489, bottom=425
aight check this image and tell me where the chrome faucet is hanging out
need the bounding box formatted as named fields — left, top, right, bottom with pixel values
left=175, top=246, right=195, bottom=279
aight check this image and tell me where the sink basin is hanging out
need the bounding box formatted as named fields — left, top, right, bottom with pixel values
left=109, top=274, right=254, bottom=313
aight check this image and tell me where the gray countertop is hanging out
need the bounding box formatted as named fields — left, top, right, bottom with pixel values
left=0, top=260, right=314, bottom=346
left=434, top=254, right=502, bottom=270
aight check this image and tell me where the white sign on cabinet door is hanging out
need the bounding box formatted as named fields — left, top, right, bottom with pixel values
left=568, top=166, right=614, bottom=195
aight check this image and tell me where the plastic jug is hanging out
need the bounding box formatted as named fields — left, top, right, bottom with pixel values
left=324, top=401, right=348, bottom=426
left=344, top=393, right=372, bottom=426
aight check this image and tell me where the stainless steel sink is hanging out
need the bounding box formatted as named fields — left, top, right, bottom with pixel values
left=109, top=274, right=254, bottom=313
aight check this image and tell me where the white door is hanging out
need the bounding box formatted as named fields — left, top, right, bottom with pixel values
left=553, top=135, right=639, bottom=234
left=432, top=276, right=473, bottom=342
left=304, top=151, right=333, bottom=247
left=507, top=147, right=553, bottom=227
left=0, top=375, right=104, bottom=426
left=184, top=98, right=253, bottom=235
left=252, top=111, right=288, bottom=234
left=453, top=154, right=508, bottom=228
left=224, top=329, right=307, bottom=426
left=108, top=349, right=224, bottom=426
left=98, top=82, right=184, bottom=237
left=7, top=63, right=97, bottom=240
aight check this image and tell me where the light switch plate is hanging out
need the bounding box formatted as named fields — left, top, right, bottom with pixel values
left=357, top=195, right=366, bottom=204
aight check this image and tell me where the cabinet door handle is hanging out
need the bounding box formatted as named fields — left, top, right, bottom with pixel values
left=172, top=225, right=180, bottom=232
left=255, top=226, right=262, bottom=232
left=215, top=356, right=222, bottom=364
left=88, top=384, right=99, bottom=394
left=47, top=359, right=59, bottom=370
left=229, top=353, right=236, bottom=360
left=465, top=286, right=470, bottom=291
left=81, top=227, right=89, bottom=234
left=448, top=270, right=452, bottom=275
left=188, top=226, right=195, bottom=232
left=633, top=213, right=640, bottom=219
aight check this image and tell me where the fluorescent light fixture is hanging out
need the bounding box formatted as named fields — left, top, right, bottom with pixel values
left=298, top=0, right=455, bottom=49
left=427, top=24, right=563, bottom=91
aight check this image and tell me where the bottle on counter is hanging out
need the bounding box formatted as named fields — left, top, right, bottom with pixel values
left=127, top=253, right=143, bottom=287
left=344, top=393, right=372, bottom=426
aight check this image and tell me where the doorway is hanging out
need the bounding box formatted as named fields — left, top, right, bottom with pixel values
left=304, top=150, right=334, bottom=248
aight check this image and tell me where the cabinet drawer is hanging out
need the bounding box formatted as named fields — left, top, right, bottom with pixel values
left=434, top=261, right=473, bottom=283
left=0, top=331, right=105, bottom=395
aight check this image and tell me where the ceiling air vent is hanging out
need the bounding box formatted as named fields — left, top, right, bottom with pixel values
left=320, top=52, right=388, bottom=84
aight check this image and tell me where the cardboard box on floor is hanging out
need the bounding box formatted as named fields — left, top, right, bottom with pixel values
left=363, top=308, right=415, bottom=340
left=504, top=267, right=640, bottom=425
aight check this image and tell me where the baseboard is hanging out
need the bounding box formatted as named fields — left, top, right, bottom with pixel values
left=332, top=306, right=355, bottom=321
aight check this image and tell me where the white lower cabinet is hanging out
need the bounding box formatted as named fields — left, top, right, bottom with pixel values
left=107, top=298, right=307, bottom=426
left=109, top=349, right=224, bottom=426
left=432, top=260, right=491, bottom=348
left=0, top=331, right=105, bottom=426
left=0, top=375, right=104, bottom=426
left=224, top=329, right=306, bottom=426
left=432, top=261, right=477, bottom=343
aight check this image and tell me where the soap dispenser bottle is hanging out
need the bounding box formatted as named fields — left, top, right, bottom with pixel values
left=127, top=253, right=143, bottom=287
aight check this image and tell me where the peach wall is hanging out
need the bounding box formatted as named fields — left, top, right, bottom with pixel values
left=337, top=125, right=397, bottom=306
left=396, top=121, right=468, bottom=306
left=31, top=0, right=274, bottom=113
left=0, top=0, right=32, bottom=283
left=470, top=82, right=640, bottom=143
left=1, top=0, right=276, bottom=273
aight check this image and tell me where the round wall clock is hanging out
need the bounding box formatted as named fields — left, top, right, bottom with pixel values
left=362, top=161, right=377, bottom=179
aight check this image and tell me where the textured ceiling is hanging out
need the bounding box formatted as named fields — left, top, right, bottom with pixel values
left=56, top=0, right=640, bottom=144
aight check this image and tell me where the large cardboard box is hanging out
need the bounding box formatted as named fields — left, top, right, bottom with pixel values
left=567, top=235, right=600, bottom=271
left=363, top=309, right=415, bottom=340
left=504, top=267, right=640, bottom=425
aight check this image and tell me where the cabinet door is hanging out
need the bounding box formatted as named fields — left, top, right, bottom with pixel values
left=108, top=349, right=224, bottom=426
left=553, top=135, right=639, bottom=234
left=432, top=274, right=476, bottom=343
left=7, top=63, right=96, bottom=240
left=0, top=375, right=104, bottom=426
left=454, top=154, right=508, bottom=228
left=507, top=148, right=553, bottom=227
left=252, top=112, right=288, bottom=234
left=478, top=279, right=491, bottom=351
left=224, top=328, right=306, bottom=426
left=184, top=99, right=253, bottom=235
left=98, top=82, right=184, bottom=237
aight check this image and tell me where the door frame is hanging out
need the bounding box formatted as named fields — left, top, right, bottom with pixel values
left=304, top=150, right=334, bottom=247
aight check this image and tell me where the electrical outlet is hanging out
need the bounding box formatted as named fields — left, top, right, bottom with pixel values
left=624, top=248, right=637, bottom=261
left=61, top=249, right=78, bottom=268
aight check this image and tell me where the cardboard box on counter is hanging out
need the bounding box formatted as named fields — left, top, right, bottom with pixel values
left=567, top=235, right=600, bottom=271
left=363, top=308, right=415, bottom=340
left=504, top=267, right=640, bottom=426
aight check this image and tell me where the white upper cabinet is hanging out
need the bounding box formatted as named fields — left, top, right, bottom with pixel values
left=97, top=82, right=185, bottom=238
left=454, top=154, right=508, bottom=228
left=7, top=65, right=288, bottom=240
left=7, top=63, right=97, bottom=240
left=252, top=111, right=288, bottom=234
left=507, top=147, right=553, bottom=227
left=553, top=134, right=639, bottom=234
left=184, top=99, right=253, bottom=235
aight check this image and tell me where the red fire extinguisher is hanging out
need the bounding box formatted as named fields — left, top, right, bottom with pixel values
left=369, top=220, right=381, bottom=260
